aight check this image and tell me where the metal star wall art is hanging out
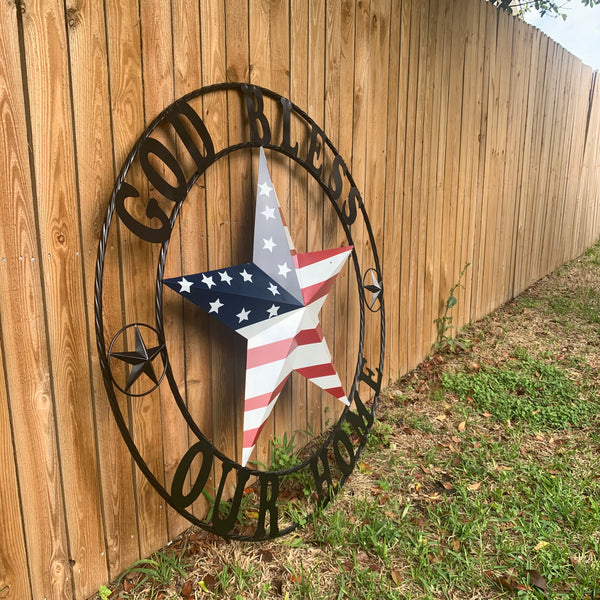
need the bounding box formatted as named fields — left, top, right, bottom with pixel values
left=109, top=324, right=165, bottom=393
left=164, top=148, right=352, bottom=466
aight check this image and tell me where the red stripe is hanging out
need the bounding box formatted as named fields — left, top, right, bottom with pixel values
left=244, top=379, right=287, bottom=411
left=295, top=363, right=336, bottom=379
left=246, top=327, right=324, bottom=369
left=295, top=327, right=323, bottom=345
left=243, top=423, right=266, bottom=448
left=246, top=338, right=294, bottom=369
left=325, top=386, right=345, bottom=399
left=301, top=276, right=337, bottom=305
left=295, top=246, right=353, bottom=268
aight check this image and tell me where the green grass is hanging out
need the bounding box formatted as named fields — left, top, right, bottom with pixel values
left=94, top=239, right=600, bottom=600
left=549, top=288, right=600, bottom=325
left=441, top=349, right=597, bottom=429
left=305, top=412, right=600, bottom=598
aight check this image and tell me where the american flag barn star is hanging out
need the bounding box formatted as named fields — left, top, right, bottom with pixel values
left=164, top=148, right=352, bottom=467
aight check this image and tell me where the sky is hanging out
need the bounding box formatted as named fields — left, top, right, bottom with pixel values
left=523, top=1, right=600, bottom=71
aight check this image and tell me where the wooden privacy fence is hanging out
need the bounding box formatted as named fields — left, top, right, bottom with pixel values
left=1, top=0, right=599, bottom=598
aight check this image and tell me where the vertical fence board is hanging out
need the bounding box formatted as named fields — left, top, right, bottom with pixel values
left=0, top=4, right=72, bottom=600
left=0, top=5, right=32, bottom=598
left=381, top=0, right=401, bottom=381
left=288, top=0, right=310, bottom=449
left=171, top=0, right=211, bottom=523
left=66, top=0, right=141, bottom=583
left=20, top=0, right=109, bottom=597
left=105, top=0, right=169, bottom=560
left=305, top=0, right=326, bottom=437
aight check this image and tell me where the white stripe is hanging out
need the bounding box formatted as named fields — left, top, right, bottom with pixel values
left=238, top=306, right=305, bottom=345
left=297, top=250, right=352, bottom=289
left=287, top=339, right=334, bottom=370
left=307, top=374, right=343, bottom=390
left=245, top=359, right=290, bottom=399
left=241, top=446, right=255, bottom=467
left=243, top=396, right=279, bottom=431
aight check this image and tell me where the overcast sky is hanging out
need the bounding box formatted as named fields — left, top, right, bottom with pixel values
left=523, top=1, right=600, bottom=71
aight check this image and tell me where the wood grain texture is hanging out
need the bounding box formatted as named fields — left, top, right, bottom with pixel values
left=0, top=4, right=72, bottom=600
left=105, top=0, right=168, bottom=561
left=0, top=5, right=33, bottom=597
left=289, top=0, right=310, bottom=450
left=0, top=2, right=599, bottom=597
left=65, top=0, right=139, bottom=582
left=20, top=0, right=108, bottom=597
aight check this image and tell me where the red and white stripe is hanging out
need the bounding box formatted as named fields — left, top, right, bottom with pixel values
left=236, top=245, right=353, bottom=467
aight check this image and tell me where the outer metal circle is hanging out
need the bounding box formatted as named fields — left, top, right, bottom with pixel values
left=95, top=82, right=385, bottom=540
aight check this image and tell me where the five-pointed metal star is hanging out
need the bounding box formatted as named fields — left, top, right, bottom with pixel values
left=164, top=148, right=353, bottom=466
left=111, top=324, right=164, bottom=392
left=364, top=269, right=383, bottom=309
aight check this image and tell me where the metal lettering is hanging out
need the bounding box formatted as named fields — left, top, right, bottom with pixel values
left=310, top=451, right=334, bottom=502
left=279, top=97, right=299, bottom=158
left=115, top=181, right=172, bottom=243
left=170, top=441, right=214, bottom=509
left=166, top=101, right=215, bottom=174
left=332, top=427, right=355, bottom=475
left=212, top=462, right=251, bottom=536
left=341, top=186, right=361, bottom=226
left=360, top=357, right=383, bottom=394
left=139, top=137, right=187, bottom=202
left=242, top=84, right=271, bottom=145
left=346, top=389, right=374, bottom=440
left=327, top=154, right=346, bottom=201
left=255, top=473, right=280, bottom=539
left=306, top=124, right=325, bottom=179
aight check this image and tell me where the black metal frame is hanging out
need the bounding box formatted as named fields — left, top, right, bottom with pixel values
left=94, top=82, right=385, bottom=540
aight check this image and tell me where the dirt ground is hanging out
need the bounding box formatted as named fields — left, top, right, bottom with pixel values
left=93, top=244, right=600, bottom=600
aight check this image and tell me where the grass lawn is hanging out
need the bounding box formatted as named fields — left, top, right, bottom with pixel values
left=93, top=241, right=600, bottom=600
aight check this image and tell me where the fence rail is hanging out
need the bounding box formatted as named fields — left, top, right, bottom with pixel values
left=0, top=0, right=598, bottom=598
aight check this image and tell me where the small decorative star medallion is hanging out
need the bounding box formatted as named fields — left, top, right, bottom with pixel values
left=109, top=324, right=165, bottom=395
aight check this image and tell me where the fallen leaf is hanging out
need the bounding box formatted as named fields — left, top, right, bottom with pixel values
left=482, top=411, right=492, bottom=418
left=468, top=482, right=482, bottom=491
left=390, top=569, right=403, bottom=585
left=569, top=556, right=580, bottom=567
left=181, top=580, right=193, bottom=600
left=378, top=494, right=390, bottom=506
left=123, top=577, right=135, bottom=593
left=202, top=573, right=217, bottom=592
left=458, top=421, right=466, bottom=432
left=441, top=481, right=454, bottom=491
left=534, top=541, right=550, bottom=551
left=435, top=414, right=447, bottom=421
left=451, top=539, right=460, bottom=551
left=484, top=570, right=528, bottom=592
left=526, top=569, right=548, bottom=592
left=289, top=573, right=303, bottom=584
left=340, top=561, right=353, bottom=572
left=259, top=549, right=275, bottom=562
